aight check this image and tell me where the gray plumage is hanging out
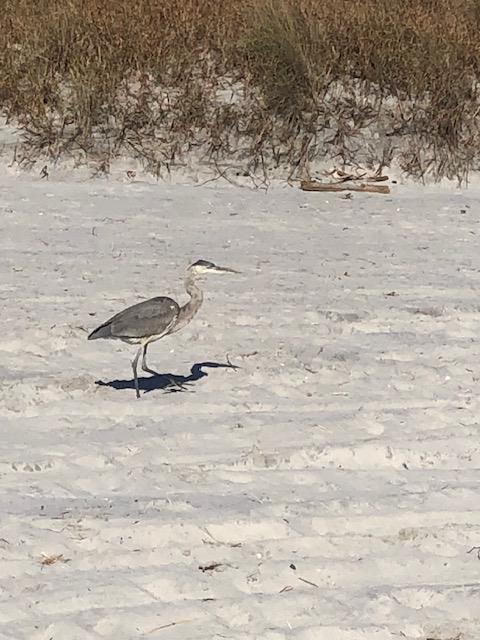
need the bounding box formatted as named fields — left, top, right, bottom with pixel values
left=88, top=297, right=180, bottom=342
left=88, top=260, right=238, bottom=398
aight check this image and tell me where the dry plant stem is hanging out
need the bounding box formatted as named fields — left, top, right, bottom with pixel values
left=300, top=180, right=390, bottom=194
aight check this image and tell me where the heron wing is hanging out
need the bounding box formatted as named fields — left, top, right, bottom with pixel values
left=91, top=297, right=180, bottom=340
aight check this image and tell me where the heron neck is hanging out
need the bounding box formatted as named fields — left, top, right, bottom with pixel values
left=184, top=271, right=203, bottom=310
left=171, top=271, right=203, bottom=333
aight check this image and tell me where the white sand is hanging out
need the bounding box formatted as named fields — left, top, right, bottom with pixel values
left=1, top=172, right=479, bottom=639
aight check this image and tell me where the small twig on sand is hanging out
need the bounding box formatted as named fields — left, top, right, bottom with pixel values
left=196, top=173, right=224, bottom=188
left=298, top=576, right=319, bottom=588
left=300, top=180, right=390, bottom=194
left=196, top=161, right=244, bottom=188
left=39, top=553, right=70, bottom=565
left=201, top=526, right=242, bottom=547
left=279, top=585, right=294, bottom=593
left=467, top=545, right=480, bottom=559
left=198, top=562, right=224, bottom=572
left=147, top=621, right=190, bottom=634
left=225, top=353, right=240, bottom=370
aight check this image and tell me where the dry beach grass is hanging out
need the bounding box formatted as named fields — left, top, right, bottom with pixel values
left=1, top=0, right=480, bottom=180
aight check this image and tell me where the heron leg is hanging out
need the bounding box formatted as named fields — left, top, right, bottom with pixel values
left=141, top=344, right=160, bottom=376
left=141, top=343, right=190, bottom=391
left=132, top=347, right=142, bottom=399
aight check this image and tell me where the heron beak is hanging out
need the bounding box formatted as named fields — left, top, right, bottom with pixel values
left=214, top=265, right=241, bottom=274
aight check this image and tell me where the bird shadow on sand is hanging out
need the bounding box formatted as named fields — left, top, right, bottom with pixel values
left=95, top=360, right=239, bottom=396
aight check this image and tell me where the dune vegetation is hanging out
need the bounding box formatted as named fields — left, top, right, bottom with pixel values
left=1, top=0, right=479, bottom=180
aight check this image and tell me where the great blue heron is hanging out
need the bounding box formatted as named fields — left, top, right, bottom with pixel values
left=88, top=260, right=239, bottom=398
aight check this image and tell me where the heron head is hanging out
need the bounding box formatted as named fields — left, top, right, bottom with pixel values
left=189, top=259, right=239, bottom=276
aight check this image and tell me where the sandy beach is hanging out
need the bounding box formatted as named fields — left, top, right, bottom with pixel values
left=1, top=173, right=479, bottom=639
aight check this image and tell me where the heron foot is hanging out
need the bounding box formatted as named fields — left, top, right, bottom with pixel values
left=142, top=365, right=190, bottom=391
left=142, top=365, right=160, bottom=377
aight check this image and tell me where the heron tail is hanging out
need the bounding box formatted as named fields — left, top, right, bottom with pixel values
left=87, top=322, right=112, bottom=340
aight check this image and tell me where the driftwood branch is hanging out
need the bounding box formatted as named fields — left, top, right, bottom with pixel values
left=300, top=180, right=390, bottom=194
left=325, top=169, right=390, bottom=182
left=368, top=175, right=389, bottom=182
